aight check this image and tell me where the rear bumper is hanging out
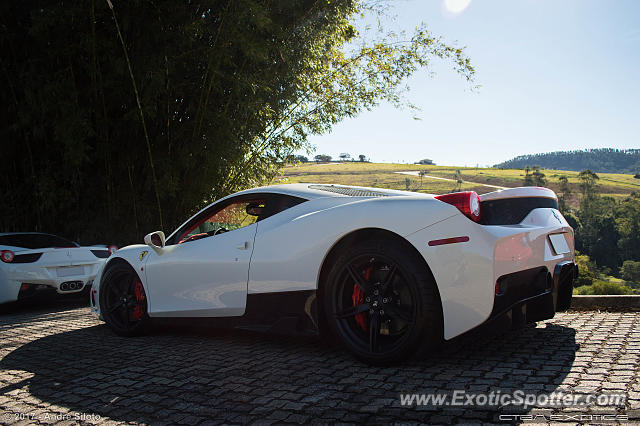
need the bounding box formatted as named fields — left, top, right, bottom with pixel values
left=489, top=261, right=576, bottom=322
left=0, top=263, right=100, bottom=304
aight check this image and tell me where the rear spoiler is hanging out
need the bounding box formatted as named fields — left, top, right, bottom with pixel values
left=480, top=187, right=557, bottom=202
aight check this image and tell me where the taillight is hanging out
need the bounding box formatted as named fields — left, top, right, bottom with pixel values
left=108, top=245, right=118, bottom=255
left=1, top=250, right=15, bottom=263
left=435, top=191, right=481, bottom=223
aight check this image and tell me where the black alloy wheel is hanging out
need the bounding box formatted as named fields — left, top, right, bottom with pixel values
left=324, top=238, right=442, bottom=364
left=100, top=262, right=149, bottom=336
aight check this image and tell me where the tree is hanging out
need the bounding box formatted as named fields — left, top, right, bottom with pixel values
left=339, top=153, right=351, bottom=161
left=523, top=166, right=534, bottom=186
left=404, top=177, right=412, bottom=191
left=616, top=194, right=640, bottom=261
left=358, top=154, right=367, bottom=162
left=452, top=170, right=463, bottom=192
left=522, top=165, right=545, bottom=186
left=574, top=254, right=597, bottom=287
left=418, top=170, right=427, bottom=188
left=1, top=0, right=475, bottom=244
left=531, top=166, right=546, bottom=186
left=314, top=154, right=332, bottom=163
left=558, top=175, right=572, bottom=213
left=578, top=169, right=600, bottom=200
left=621, top=260, right=640, bottom=282
left=293, top=155, right=309, bottom=163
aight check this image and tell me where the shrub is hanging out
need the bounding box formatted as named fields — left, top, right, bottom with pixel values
left=574, top=280, right=632, bottom=295
left=621, top=260, right=640, bottom=282
left=574, top=254, right=597, bottom=287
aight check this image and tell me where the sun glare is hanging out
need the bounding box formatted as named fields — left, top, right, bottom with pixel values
left=443, top=0, right=472, bottom=15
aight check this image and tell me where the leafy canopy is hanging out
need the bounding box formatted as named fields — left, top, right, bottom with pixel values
left=1, top=0, right=474, bottom=244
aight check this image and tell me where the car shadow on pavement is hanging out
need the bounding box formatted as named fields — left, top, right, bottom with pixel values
left=0, top=313, right=578, bottom=424
left=0, top=293, right=89, bottom=316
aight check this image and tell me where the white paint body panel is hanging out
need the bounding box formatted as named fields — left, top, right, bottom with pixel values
left=248, top=196, right=455, bottom=294
left=143, top=223, right=258, bottom=317
left=90, top=184, right=574, bottom=341
left=406, top=208, right=573, bottom=339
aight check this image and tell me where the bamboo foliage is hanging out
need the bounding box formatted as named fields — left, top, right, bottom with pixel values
left=0, top=0, right=474, bottom=245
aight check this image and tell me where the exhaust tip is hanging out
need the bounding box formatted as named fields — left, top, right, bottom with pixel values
left=60, top=281, right=84, bottom=292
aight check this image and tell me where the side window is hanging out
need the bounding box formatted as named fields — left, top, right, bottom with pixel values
left=177, top=198, right=266, bottom=244
left=168, top=193, right=307, bottom=245
left=257, top=194, right=306, bottom=221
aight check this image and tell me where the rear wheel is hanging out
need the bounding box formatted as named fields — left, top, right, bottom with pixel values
left=324, top=239, right=442, bottom=364
left=100, top=262, right=149, bottom=336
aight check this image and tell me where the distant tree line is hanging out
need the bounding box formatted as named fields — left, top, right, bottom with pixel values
left=496, top=149, right=640, bottom=174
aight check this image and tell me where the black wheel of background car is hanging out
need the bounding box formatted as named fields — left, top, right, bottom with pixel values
left=324, top=239, right=442, bottom=365
left=99, top=262, right=149, bottom=336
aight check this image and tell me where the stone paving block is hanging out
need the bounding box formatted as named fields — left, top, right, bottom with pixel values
left=0, top=307, right=639, bottom=424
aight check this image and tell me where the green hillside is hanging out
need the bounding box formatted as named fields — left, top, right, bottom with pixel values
left=495, top=148, right=640, bottom=174
left=278, top=162, right=640, bottom=205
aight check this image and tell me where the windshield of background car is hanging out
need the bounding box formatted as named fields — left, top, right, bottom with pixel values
left=0, top=233, right=78, bottom=249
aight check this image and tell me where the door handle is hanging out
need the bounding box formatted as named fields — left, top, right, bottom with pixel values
left=236, top=241, right=249, bottom=250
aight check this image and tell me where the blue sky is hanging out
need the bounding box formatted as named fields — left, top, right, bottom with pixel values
left=305, top=0, right=640, bottom=167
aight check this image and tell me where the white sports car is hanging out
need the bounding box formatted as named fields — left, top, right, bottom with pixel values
left=0, top=232, right=116, bottom=304
left=90, top=184, right=576, bottom=364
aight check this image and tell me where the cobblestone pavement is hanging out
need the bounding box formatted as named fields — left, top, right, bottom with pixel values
left=0, top=302, right=638, bottom=424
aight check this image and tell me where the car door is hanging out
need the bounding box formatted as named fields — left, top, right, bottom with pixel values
left=144, top=196, right=265, bottom=317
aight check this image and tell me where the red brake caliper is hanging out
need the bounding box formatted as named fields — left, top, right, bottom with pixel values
left=352, top=267, right=371, bottom=331
left=132, top=281, right=146, bottom=320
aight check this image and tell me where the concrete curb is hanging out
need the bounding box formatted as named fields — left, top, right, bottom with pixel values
left=570, top=295, right=640, bottom=311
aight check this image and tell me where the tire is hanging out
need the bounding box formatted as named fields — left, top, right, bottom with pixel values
left=323, top=238, right=442, bottom=365
left=99, top=261, right=150, bottom=336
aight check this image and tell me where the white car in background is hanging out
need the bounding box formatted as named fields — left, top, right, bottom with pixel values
left=0, top=232, right=116, bottom=304
left=91, top=183, right=576, bottom=364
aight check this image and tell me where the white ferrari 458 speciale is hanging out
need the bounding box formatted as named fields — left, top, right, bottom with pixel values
left=90, top=183, right=576, bottom=363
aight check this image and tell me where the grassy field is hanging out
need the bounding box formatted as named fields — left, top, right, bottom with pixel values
left=276, top=162, right=640, bottom=203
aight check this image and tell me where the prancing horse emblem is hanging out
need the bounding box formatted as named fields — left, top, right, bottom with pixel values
left=139, top=251, right=148, bottom=261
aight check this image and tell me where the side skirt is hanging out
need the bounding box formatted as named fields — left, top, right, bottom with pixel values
left=238, top=290, right=319, bottom=335
left=151, top=290, right=320, bottom=336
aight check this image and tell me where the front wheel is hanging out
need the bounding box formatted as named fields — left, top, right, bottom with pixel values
left=324, top=239, right=442, bottom=364
left=100, top=262, right=150, bottom=336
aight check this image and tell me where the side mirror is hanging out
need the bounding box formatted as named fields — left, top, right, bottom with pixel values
left=246, top=202, right=267, bottom=217
left=144, top=231, right=166, bottom=254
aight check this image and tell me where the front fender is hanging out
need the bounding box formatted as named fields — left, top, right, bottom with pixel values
left=90, top=244, right=151, bottom=318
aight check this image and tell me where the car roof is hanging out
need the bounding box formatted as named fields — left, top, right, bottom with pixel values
left=233, top=183, right=428, bottom=199
left=0, top=232, right=67, bottom=237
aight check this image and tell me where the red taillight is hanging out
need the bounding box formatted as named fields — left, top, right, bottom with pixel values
left=108, top=245, right=118, bottom=255
left=1, top=250, right=15, bottom=263
left=435, top=191, right=481, bottom=223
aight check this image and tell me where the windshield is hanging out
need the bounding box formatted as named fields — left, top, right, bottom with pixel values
left=0, top=233, right=78, bottom=249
